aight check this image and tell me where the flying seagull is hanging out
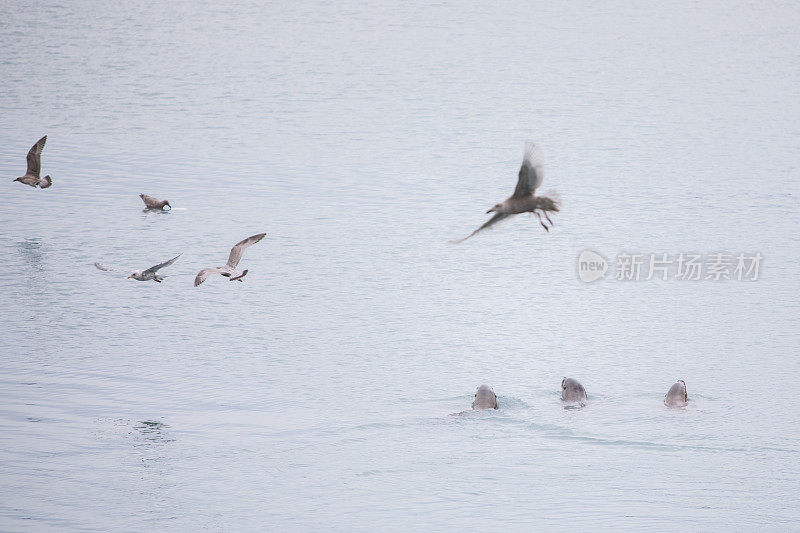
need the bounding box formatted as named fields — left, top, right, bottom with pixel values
left=450, top=141, right=559, bottom=243
left=12, top=136, right=52, bottom=189
left=194, top=233, right=266, bottom=286
left=140, top=194, right=171, bottom=210
left=95, top=253, right=182, bottom=282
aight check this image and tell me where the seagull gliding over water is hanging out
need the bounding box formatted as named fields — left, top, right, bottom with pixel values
left=194, top=233, right=267, bottom=286
left=94, top=253, right=182, bottom=282
left=12, top=136, right=52, bottom=189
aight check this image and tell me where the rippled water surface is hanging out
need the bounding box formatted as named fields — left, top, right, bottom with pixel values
left=2, top=0, right=799, bottom=530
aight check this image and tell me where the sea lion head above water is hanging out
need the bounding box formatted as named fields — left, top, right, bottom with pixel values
left=472, top=384, right=498, bottom=410
left=561, top=377, right=588, bottom=405
left=664, top=380, right=688, bottom=407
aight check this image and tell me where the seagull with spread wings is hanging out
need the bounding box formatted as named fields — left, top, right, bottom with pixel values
left=95, top=253, right=182, bottom=283
left=450, top=141, right=559, bottom=243
left=12, top=136, right=52, bottom=189
left=194, top=233, right=266, bottom=286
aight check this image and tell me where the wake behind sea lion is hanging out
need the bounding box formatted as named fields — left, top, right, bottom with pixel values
left=664, top=380, right=688, bottom=407
left=472, top=384, right=498, bottom=410
left=561, top=377, right=588, bottom=406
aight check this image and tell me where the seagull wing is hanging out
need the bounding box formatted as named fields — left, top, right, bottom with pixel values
left=94, top=262, right=127, bottom=273
left=449, top=213, right=510, bottom=244
left=512, top=141, right=544, bottom=198
left=194, top=267, right=226, bottom=286
left=226, top=233, right=266, bottom=269
left=26, top=136, right=47, bottom=177
left=144, top=253, right=182, bottom=275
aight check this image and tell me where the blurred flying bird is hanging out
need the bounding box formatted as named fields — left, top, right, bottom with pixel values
left=451, top=141, right=559, bottom=243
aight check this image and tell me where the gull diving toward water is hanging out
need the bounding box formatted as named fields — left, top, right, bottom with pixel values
left=140, top=194, right=171, bottom=210
left=94, top=253, right=182, bottom=282
left=194, top=233, right=266, bottom=286
left=12, top=136, right=52, bottom=189
left=450, top=141, right=559, bottom=244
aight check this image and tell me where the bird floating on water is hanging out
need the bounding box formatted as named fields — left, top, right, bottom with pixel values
left=95, top=253, right=182, bottom=283
left=12, top=136, right=52, bottom=189
left=140, top=194, right=171, bottom=210
left=450, top=141, right=559, bottom=243
left=194, top=233, right=266, bottom=286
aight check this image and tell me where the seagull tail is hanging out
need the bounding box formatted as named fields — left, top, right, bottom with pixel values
left=230, top=269, right=249, bottom=281
left=543, top=189, right=561, bottom=210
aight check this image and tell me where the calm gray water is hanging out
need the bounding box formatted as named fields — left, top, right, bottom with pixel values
left=2, top=0, right=799, bottom=530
